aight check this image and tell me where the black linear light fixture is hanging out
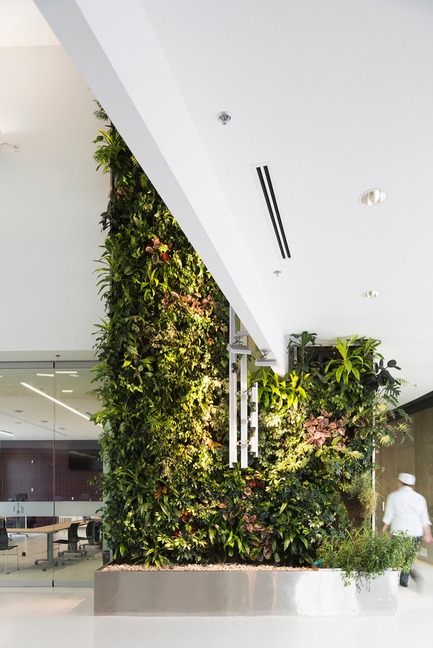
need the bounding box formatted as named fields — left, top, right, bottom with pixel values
left=256, top=165, right=291, bottom=260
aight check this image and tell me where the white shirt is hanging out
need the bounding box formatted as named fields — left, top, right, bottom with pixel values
left=383, top=486, right=431, bottom=537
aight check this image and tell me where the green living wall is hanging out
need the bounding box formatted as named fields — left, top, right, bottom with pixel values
left=91, top=114, right=410, bottom=566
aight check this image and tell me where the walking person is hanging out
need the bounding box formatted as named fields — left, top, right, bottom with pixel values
left=382, top=472, right=433, bottom=587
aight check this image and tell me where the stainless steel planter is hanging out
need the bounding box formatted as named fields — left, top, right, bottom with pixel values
left=94, top=567, right=398, bottom=616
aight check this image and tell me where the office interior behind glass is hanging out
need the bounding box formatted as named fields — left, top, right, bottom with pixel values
left=0, top=363, right=103, bottom=586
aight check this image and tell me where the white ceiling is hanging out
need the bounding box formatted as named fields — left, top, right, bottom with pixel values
left=0, top=0, right=108, bottom=440
left=3, top=0, right=433, bottom=420
left=0, top=0, right=108, bottom=360
left=0, top=365, right=99, bottom=441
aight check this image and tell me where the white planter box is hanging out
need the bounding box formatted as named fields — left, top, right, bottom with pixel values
left=94, top=567, right=398, bottom=616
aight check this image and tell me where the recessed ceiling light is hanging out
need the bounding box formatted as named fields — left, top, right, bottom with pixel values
left=359, top=188, right=386, bottom=207
left=55, top=371, right=78, bottom=374
left=217, top=111, right=231, bottom=125
left=37, top=373, right=54, bottom=377
left=361, top=290, right=380, bottom=299
left=62, top=390, right=74, bottom=393
left=21, top=382, right=93, bottom=422
left=0, top=429, right=14, bottom=437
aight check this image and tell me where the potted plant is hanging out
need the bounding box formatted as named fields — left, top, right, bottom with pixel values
left=316, top=524, right=418, bottom=591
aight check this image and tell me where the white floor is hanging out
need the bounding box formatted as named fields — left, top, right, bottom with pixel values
left=0, top=560, right=432, bottom=648
left=0, top=531, right=102, bottom=583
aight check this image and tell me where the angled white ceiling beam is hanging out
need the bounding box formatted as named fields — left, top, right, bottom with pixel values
left=35, top=0, right=287, bottom=371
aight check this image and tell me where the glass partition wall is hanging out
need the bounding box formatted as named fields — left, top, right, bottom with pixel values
left=0, top=362, right=102, bottom=586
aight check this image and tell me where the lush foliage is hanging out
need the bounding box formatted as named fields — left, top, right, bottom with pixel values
left=91, top=110, right=230, bottom=562
left=316, top=525, right=417, bottom=590
left=91, top=112, right=410, bottom=568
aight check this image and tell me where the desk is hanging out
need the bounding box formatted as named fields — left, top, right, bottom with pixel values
left=8, top=521, right=87, bottom=566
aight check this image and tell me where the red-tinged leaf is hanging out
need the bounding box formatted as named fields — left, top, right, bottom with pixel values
left=219, top=502, right=227, bottom=509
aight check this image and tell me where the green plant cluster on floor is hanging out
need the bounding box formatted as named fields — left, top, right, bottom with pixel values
left=316, top=525, right=417, bottom=590
left=91, top=110, right=411, bottom=568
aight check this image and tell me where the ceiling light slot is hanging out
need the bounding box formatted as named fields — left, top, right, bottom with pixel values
left=256, top=165, right=291, bottom=259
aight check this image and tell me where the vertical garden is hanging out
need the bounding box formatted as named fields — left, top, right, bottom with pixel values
left=91, top=113, right=410, bottom=566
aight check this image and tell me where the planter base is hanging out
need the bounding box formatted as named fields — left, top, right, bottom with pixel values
left=94, top=568, right=398, bottom=616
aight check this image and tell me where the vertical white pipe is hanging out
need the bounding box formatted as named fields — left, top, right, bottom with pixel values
left=229, top=306, right=238, bottom=467
left=249, top=382, right=259, bottom=457
left=240, top=351, right=248, bottom=468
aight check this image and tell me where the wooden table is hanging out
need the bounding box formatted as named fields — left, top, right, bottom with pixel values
left=8, top=520, right=87, bottom=567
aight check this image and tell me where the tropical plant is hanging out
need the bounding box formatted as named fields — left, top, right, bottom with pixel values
left=250, top=368, right=307, bottom=411
left=90, top=107, right=230, bottom=563
left=91, top=107, right=411, bottom=568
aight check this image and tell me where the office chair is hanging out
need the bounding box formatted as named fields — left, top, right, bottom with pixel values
left=0, top=527, right=19, bottom=574
left=81, top=520, right=103, bottom=553
left=93, top=520, right=103, bottom=544
left=82, top=520, right=96, bottom=547
left=54, top=522, right=84, bottom=560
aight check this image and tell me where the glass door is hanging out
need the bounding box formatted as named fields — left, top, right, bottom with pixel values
left=52, top=362, right=103, bottom=586
left=0, top=363, right=55, bottom=585
left=0, top=362, right=102, bottom=586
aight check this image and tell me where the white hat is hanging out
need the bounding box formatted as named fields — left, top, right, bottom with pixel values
left=398, top=472, right=416, bottom=485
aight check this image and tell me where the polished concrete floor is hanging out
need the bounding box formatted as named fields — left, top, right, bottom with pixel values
left=0, top=560, right=432, bottom=648
left=0, top=529, right=102, bottom=583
